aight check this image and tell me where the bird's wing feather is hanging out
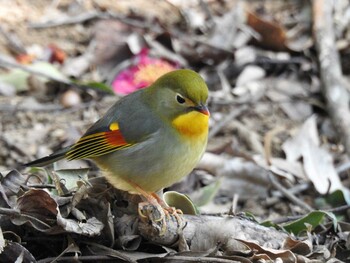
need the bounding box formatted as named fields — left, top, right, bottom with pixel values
left=25, top=146, right=71, bottom=167
left=27, top=90, right=162, bottom=165
left=66, top=123, right=132, bottom=160
left=66, top=90, right=161, bottom=160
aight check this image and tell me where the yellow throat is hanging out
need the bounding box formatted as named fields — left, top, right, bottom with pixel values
left=172, top=111, right=209, bottom=138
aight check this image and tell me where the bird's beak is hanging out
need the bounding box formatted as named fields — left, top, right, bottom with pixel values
left=195, top=104, right=210, bottom=116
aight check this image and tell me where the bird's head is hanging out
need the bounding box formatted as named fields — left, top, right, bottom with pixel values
left=147, top=69, right=209, bottom=137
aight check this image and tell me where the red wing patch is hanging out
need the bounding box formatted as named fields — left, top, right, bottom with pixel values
left=66, top=126, right=131, bottom=160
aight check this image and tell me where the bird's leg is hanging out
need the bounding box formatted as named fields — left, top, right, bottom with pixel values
left=125, top=181, right=168, bottom=233
left=126, top=181, right=183, bottom=235
left=151, top=193, right=183, bottom=215
left=131, top=185, right=165, bottom=221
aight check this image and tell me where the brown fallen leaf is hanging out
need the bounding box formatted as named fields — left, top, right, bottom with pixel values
left=237, top=238, right=297, bottom=263
left=247, top=11, right=288, bottom=51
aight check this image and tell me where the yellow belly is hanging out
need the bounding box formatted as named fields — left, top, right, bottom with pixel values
left=99, top=138, right=206, bottom=194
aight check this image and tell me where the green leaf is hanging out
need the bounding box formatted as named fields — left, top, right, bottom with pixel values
left=188, top=179, right=221, bottom=207
left=0, top=68, right=30, bottom=91
left=0, top=62, right=68, bottom=91
left=163, top=191, right=199, bottom=215
left=282, top=211, right=337, bottom=235
left=29, top=62, right=68, bottom=82
left=326, top=189, right=350, bottom=206
left=74, top=81, right=115, bottom=94
left=260, top=220, right=283, bottom=230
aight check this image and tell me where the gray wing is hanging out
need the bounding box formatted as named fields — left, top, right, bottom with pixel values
left=81, top=89, right=162, bottom=143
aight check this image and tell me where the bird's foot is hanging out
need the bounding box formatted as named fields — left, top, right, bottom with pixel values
left=138, top=201, right=168, bottom=235
left=137, top=193, right=185, bottom=235
left=127, top=182, right=184, bottom=235
left=151, top=193, right=185, bottom=229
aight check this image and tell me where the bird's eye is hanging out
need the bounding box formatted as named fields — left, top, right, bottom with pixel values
left=176, top=94, right=186, bottom=104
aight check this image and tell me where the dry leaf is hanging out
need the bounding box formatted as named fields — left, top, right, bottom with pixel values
left=282, top=116, right=347, bottom=195
left=237, top=238, right=297, bottom=263
left=282, top=116, right=319, bottom=162
left=247, top=11, right=288, bottom=51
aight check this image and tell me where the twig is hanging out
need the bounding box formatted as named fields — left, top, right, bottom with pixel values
left=0, top=102, right=64, bottom=112
left=327, top=204, right=350, bottom=214
left=37, top=255, right=129, bottom=263
left=28, top=11, right=102, bottom=28
left=0, top=26, right=26, bottom=54
left=0, top=207, right=21, bottom=216
left=263, top=125, right=287, bottom=166
left=268, top=172, right=313, bottom=212
left=28, top=11, right=163, bottom=34
left=199, top=0, right=215, bottom=30
left=144, top=35, right=188, bottom=66
left=0, top=135, right=28, bottom=158
left=271, top=215, right=306, bottom=225
left=265, top=183, right=311, bottom=207
left=0, top=207, right=51, bottom=228
left=0, top=57, right=113, bottom=94
left=208, top=105, right=248, bottom=138
left=138, top=212, right=288, bottom=251
left=312, top=0, right=350, bottom=156
left=228, top=193, right=239, bottom=215
left=230, top=119, right=264, bottom=154
left=0, top=56, right=71, bottom=85
left=336, top=161, right=350, bottom=173
left=0, top=99, right=98, bottom=113
left=23, top=184, right=56, bottom=189
left=162, top=256, right=239, bottom=262
left=271, top=204, right=350, bottom=224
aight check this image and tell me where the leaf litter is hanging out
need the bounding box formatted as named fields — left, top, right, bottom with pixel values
left=0, top=0, right=349, bottom=262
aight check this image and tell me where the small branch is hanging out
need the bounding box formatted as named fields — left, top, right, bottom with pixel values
left=28, top=11, right=163, bottom=34
left=0, top=57, right=112, bottom=94
left=0, top=207, right=21, bottom=216
left=28, top=11, right=102, bottom=28
left=327, top=204, right=350, bottom=213
left=162, top=256, right=239, bottom=262
left=268, top=172, right=313, bottom=212
left=230, top=119, right=264, bottom=154
left=138, top=211, right=289, bottom=252
left=264, top=125, right=287, bottom=166
left=266, top=183, right=310, bottom=206
left=208, top=105, right=248, bottom=138
left=144, top=35, right=188, bottom=67
left=0, top=135, right=28, bottom=158
left=0, top=56, right=71, bottom=85
left=312, top=0, right=350, bottom=156
left=0, top=26, right=26, bottom=54
left=37, top=255, right=127, bottom=263
left=336, top=161, right=350, bottom=173
left=271, top=204, right=350, bottom=224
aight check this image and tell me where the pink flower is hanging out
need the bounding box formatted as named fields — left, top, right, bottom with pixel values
left=112, top=49, right=178, bottom=95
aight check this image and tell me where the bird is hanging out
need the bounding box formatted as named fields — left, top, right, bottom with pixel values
left=26, top=69, right=209, bottom=228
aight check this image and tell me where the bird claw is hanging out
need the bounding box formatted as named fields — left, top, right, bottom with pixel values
left=138, top=201, right=165, bottom=222
left=138, top=202, right=184, bottom=236
left=138, top=202, right=167, bottom=235
left=137, top=203, right=149, bottom=219
left=168, top=207, right=185, bottom=228
left=131, top=186, right=184, bottom=235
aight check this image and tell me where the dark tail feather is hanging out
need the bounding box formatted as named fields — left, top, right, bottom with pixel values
left=25, top=146, right=71, bottom=167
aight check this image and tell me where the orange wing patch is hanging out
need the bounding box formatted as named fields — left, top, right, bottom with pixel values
left=66, top=122, right=131, bottom=160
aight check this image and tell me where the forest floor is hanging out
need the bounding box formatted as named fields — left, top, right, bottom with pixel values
left=0, top=0, right=349, bottom=262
